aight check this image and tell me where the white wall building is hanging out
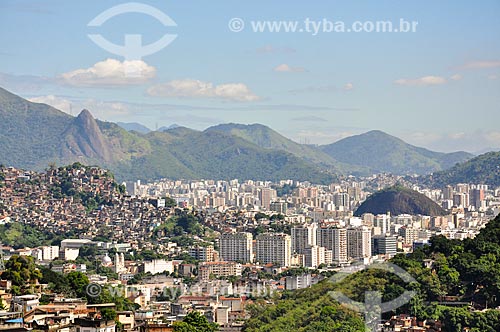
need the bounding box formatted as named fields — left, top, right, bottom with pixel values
left=291, top=223, right=317, bottom=254
left=142, top=259, right=174, bottom=275
left=317, top=226, right=347, bottom=265
left=347, top=226, right=372, bottom=260
left=256, top=233, right=291, bottom=267
left=220, top=232, right=253, bottom=263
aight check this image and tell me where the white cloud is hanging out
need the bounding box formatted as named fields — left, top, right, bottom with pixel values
left=459, top=60, right=500, bottom=70
left=450, top=74, right=462, bottom=81
left=28, top=95, right=72, bottom=113
left=401, top=130, right=500, bottom=153
left=147, top=79, right=260, bottom=102
left=394, top=75, right=447, bottom=86
left=488, top=74, right=498, bottom=80
left=27, top=95, right=129, bottom=119
left=343, top=82, right=354, bottom=90
left=59, top=58, right=156, bottom=86
left=273, top=64, right=305, bottom=73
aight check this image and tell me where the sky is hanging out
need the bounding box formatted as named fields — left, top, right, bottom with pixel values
left=0, top=0, right=499, bottom=153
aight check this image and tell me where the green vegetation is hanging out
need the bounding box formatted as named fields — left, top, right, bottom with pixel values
left=0, top=87, right=334, bottom=183
left=3, top=87, right=478, bottom=181
left=39, top=267, right=138, bottom=311
left=0, top=222, right=61, bottom=248
left=320, top=130, right=472, bottom=175
left=154, top=210, right=204, bottom=237
left=354, top=185, right=447, bottom=216
left=172, top=311, right=219, bottom=332
left=340, top=214, right=500, bottom=331
left=0, top=87, right=73, bottom=170
left=243, top=281, right=365, bottom=331
left=1, top=255, right=42, bottom=294
left=424, top=151, right=500, bottom=187
left=116, top=129, right=336, bottom=183
left=206, top=123, right=347, bottom=172
left=245, top=214, right=500, bottom=331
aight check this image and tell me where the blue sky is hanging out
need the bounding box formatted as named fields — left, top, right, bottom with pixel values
left=1, top=0, right=499, bottom=153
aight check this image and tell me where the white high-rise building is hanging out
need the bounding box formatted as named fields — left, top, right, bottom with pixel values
left=256, top=233, right=291, bottom=267
left=220, top=232, right=253, bottom=263
left=304, top=245, right=326, bottom=268
left=317, top=226, right=347, bottom=265
left=291, top=223, right=317, bottom=254
left=41, top=246, right=60, bottom=261
left=347, top=226, right=372, bottom=260
left=374, top=214, right=391, bottom=234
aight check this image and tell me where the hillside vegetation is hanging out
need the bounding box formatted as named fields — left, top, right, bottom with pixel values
left=424, top=151, right=500, bottom=187
left=320, top=130, right=472, bottom=175
left=243, top=281, right=365, bottom=332
left=244, top=214, right=500, bottom=332
left=0, top=87, right=475, bottom=182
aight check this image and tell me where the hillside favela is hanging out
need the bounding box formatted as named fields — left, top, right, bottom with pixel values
left=1, top=1, right=500, bottom=332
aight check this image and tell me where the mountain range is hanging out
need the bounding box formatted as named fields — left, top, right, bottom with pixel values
left=423, top=151, right=500, bottom=187
left=0, top=86, right=477, bottom=182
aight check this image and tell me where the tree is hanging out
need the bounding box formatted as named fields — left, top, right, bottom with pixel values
left=2, top=255, right=42, bottom=288
left=254, top=212, right=269, bottom=221
left=173, top=311, right=219, bottom=332
left=66, top=271, right=89, bottom=298
left=100, top=308, right=117, bottom=321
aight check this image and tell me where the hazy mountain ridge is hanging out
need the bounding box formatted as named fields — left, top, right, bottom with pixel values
left=320, top=130, right=473, bottom=175
left=205, top=123, right=370, bottom=175
left=0, top=87, right=479, bottom=182
left=0, top=87, right=334, bottom=182
left=116, top=122, right=151, bottom=134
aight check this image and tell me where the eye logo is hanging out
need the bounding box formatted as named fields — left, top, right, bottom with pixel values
left=329, top=262, right=417, bottom=332
left=87, top=2, right=177, bottom=61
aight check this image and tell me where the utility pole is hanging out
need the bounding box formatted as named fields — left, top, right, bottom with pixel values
left=0, top=242, right=5, bottom=271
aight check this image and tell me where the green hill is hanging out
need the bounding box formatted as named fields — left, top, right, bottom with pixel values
left=425, top=151, right=500, bottom=187
left=243, top=281, right=365, bottom=332
left=354, top=186, right=447, bottom=216
left=320, top=130, right=473, bottom=175
left=206, top=123, right=371, bottom=175
left=0, top=87, right=73, bottom=169
left=115, top=129, right=335, bottom=183
left=206, top=123, right=338, bottom=166
left=0, top=86, right=473, bottom=182
left=0, top=87, right=335, bottom=183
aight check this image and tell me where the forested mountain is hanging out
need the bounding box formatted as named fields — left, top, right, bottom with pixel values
left=424, top=151, right=500, bottom=187
left=320, top=130, right=473, bottom=175
left=0, top=86, right=477, bottom=182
